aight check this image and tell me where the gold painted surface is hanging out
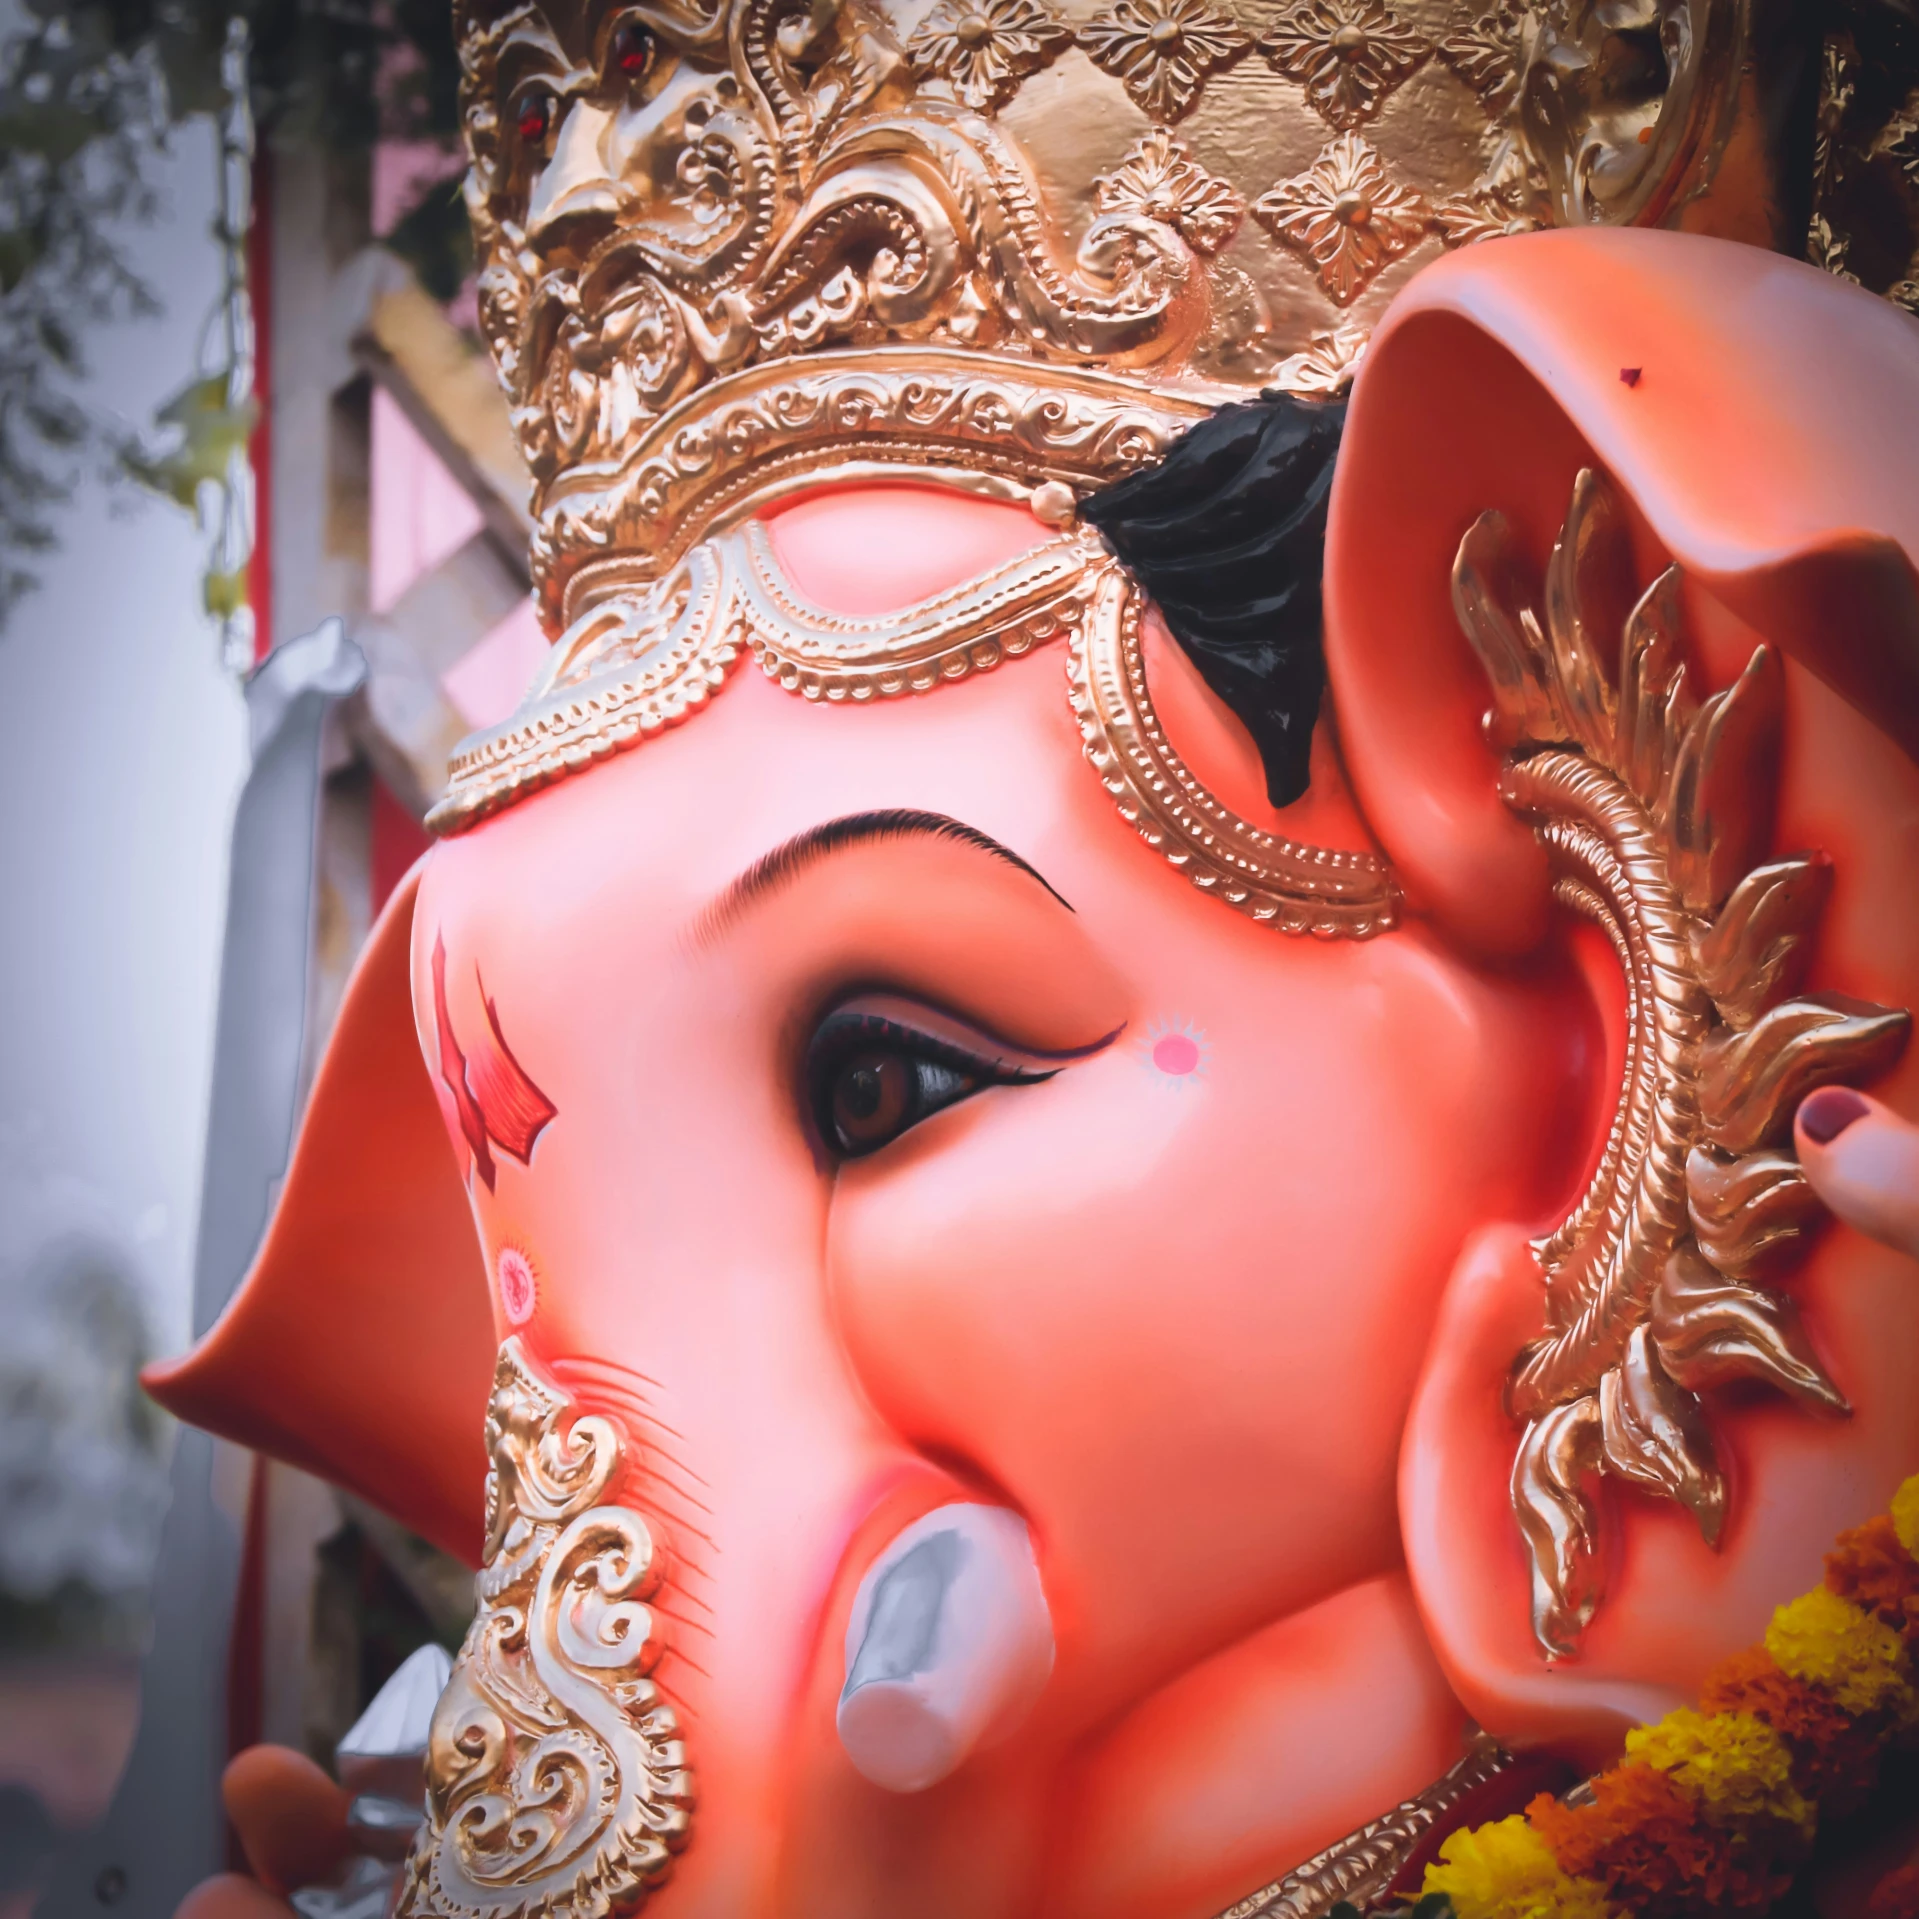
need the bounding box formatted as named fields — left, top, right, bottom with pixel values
left=1212, top=1736, right=1520, bottom=1919
left=440, top=504, right=1400, bottom=941
left=451, top=0, right=1759, bottom=638
left=1069, top=564, right=1400, bottom=935
left=398, top=1339, right=693, bottom=1919
left=1452, top=468, right=1910, bottom=1656
left=1807, top=24, right=1919, bottom=312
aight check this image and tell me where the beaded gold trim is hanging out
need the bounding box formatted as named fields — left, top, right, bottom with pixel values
left=1069, top=565, right=1400, bottom=938
left=434, top=510, right=1399, bottom=943
left=738, top=519, right=1103, bottom=702
left=1213, top=1738, right=1520, bottom=1919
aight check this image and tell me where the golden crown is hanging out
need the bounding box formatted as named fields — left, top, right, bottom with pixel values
left=448, top=0, right=1766, bottom=637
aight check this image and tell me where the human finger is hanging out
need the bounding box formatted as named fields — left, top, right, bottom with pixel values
left=174, top=1873, right=296, bottom=1919
left=222, top=1744, right=355, bottom=1896
left=1795, top=1088, right=1919, bottom=1264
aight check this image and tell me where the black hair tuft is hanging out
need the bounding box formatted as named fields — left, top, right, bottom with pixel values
left=1079, top=392, right=1344, bottom=810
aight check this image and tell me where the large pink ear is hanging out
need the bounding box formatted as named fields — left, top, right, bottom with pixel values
left=1324, top=227, right=1919, bottom=960
left=1325, top=228, right=1919, bottom=1756
left=143, top=865, right=496, bottom=1566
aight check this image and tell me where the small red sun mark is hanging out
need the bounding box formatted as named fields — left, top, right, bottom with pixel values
left=1620, top=367, right=1642, bottom=388
left=1153, top=1034, right=1202, bottom=1076
left=497, top=1247, right=536, bottom=1325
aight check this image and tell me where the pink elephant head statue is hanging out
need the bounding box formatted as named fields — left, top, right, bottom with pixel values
left=146, top=2, right=1919, bottom=1912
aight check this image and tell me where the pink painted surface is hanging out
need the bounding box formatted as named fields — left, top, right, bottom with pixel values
left=369, top=386, right=483, bottom=617
left=1151, top=1034, right=1201, bottom=1076
left=372, top=140, right=463, bottom=240
left=440, top=601, right=549, bottom=729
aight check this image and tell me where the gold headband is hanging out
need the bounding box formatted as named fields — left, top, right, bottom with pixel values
left=431, top=502, right=1402, bottom=938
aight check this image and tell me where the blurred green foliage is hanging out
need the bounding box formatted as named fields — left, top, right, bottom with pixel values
left=0, top=0, right=467, bottom=626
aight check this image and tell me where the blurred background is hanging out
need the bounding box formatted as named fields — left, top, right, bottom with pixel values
left=0, top=4, right=543, bottom=1911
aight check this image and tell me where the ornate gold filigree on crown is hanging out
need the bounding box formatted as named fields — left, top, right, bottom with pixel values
left=398, top=1339, right=693, bottom=1919
left=1452, top=470, right=1911, bottom=1656
left=452, top=0, right=1752, bottom=635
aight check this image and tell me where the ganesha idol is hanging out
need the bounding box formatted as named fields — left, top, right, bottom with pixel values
left=145, top=0, right=1919, bottom=1913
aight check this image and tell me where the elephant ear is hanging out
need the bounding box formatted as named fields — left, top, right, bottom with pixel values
left=143, top=866, right=496, bottom=1566
left=1325, top=228, right=1919, bottom=1758
left=1324, top=227, right=1919, bottom=960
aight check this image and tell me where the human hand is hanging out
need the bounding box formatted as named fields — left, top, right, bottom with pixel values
left=172, top=1746, right=354, bottom=1919
left=1796, top=1088, right=1919, bottom=1264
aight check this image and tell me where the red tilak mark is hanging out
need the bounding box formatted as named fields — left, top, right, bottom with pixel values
left=467, top=970, right=559, bottom=1164
left=433, top=934, right=496, bottom=1192
left=1619, top=366, right=1643, bottom=387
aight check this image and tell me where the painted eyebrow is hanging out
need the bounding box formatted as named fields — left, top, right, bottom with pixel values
left=691, top=808, right=1072, bottom=949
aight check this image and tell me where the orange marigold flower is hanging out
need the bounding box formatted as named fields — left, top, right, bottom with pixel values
left=1701, top=1646, right=1884, bottom=1811
left=1523, top=1765, right=1786, bottom=1916
left=1828, top=1515, right=1919, bottom=1644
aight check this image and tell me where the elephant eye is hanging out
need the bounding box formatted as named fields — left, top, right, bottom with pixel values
left=514, top=85, right=555, bottom=146
left=607, top=17, right=657, bottom=82
left=804, top=1007, right=1055, bottom=1161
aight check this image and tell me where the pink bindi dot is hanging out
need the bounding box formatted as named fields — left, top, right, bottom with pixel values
left=1152, top=1034, right=1201, bottom=1076
left=497, top=1247, right=536, bottom=1325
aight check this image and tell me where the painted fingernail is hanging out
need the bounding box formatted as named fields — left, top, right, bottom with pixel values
left=1799, top=1087, right=1870, bottom=1145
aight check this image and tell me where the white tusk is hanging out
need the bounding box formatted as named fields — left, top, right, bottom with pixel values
left=836, top=1503, right=1054, bottom=1794
left=336, top=1640, right=451, bottom=1801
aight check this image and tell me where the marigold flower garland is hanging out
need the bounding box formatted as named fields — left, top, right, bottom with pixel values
left=1422, top=1472, right=1919, bottom=1919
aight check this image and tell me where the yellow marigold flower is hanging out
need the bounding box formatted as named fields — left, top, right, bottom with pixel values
left=1624, top=1708, right=1814, bottom=1833
left=1767, top=1585, right=1910, bottom=1716
left=1423, top=1815, right=1615, bottom=1919
left=1893, top=1472, right=1919, bottom=1559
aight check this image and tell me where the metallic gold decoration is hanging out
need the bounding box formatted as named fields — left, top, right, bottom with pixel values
left=438, top=516, right=1103, bottom=828
left=1069, top=565, right=1400, bottom=937
left=1805, top=27, right=1919, bottom=313
left=1213, top=1737, right=1520, bottom=1919
left=1077, top=0, right=1253, bottom=120
left=1269, top=322, right=1371, bottom=393
left=1093, top=128, right=1247, bottom=256
left=737, top=519, right=1103, bottom=700
left=430, top=540, right=746, bottom=833
left=1435, top=2, right=1523, bottom=108
left=1516, top=0, right=1742, bottom=231
left=1255, top=133, right=1434, bottom=304
left=399, top=1339, right=693, bottom=1919
left=1452, top=467, right=1911, bottom=1655
left=907, top=0, right=1075, bottom=113
left=449, top=0, right=1762, bottom=662
left=437, top=0, right=1852, bottom=842
left=1258, top=0, right=1434, bottom=131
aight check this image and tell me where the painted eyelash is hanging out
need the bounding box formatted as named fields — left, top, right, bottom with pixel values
left=804, top=1009, right=1057, bottom=1156
left=808, top=1011, right=1055, bottom=1083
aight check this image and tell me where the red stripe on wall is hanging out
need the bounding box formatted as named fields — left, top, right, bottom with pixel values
left=248, top=148, right=273, bottom=665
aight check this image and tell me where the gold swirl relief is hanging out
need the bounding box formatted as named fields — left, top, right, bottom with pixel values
left=398, top=1339, right=694, bottom=1919
left=1452, top=469, right=1910, bottom=1656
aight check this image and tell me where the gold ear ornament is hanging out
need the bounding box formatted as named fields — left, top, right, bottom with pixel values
left=1451, top=467, right=1911, bottom=1657
left=399, top=1338, right=694, bottom=1919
